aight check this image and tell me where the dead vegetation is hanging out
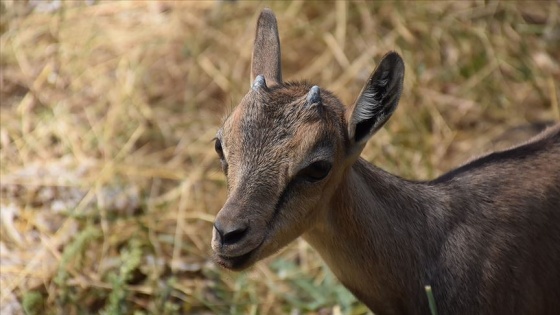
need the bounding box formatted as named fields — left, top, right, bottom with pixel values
left=0, top=1, right=558, bottom=314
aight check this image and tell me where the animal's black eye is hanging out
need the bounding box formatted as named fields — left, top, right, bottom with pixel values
left=214, top=138, right=228, bottom=174
left=297, top=161, right=332, bottom=182
left=214, top=138, right=224, bottom=159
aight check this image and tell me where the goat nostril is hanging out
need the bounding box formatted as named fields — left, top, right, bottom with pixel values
left=214, top=221, right=249, bottom=246
left=214, top=223, right=225, bottom=241
left=222, top=226, right=249, bottom=246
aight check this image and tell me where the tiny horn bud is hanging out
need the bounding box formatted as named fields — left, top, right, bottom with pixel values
left=252, top=75, right=267, bottom=90
left=307, top=85, right=321, bottom=105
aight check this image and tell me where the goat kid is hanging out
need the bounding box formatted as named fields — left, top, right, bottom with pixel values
left=211, top=8, right=560, bottom=315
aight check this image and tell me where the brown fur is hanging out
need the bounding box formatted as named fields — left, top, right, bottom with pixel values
left=211, top=9, right=560, bottom=315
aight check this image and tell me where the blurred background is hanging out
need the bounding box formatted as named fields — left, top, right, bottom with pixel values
left=1, top=1, right=558, bottom=314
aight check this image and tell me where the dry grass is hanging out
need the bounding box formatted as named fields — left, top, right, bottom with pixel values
left=1, top=1, right=559, bottom=314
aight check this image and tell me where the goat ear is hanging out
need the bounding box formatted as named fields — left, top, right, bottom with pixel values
left=251, top=8, right=282, bottom=87
left=347, top=52, right=404, bottom=155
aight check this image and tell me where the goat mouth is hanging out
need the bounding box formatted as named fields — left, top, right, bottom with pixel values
left=215, top=251, right=255, bottom=271
left=214, top=239, right=265, bottom=271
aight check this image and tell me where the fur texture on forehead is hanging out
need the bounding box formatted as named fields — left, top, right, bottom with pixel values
left=220, top=81, right=348, bottom=194
left=236, top=81, right=347, bottom=139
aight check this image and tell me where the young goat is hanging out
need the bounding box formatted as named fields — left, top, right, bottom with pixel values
left=211, top=8, right=560, bottom=315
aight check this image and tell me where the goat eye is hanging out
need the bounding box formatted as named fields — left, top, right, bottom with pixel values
left=297, top=161, right=332, bottom=182
left=214, top=138, right=228, bottom=174
left=214, top=139, right=224, bottom=159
